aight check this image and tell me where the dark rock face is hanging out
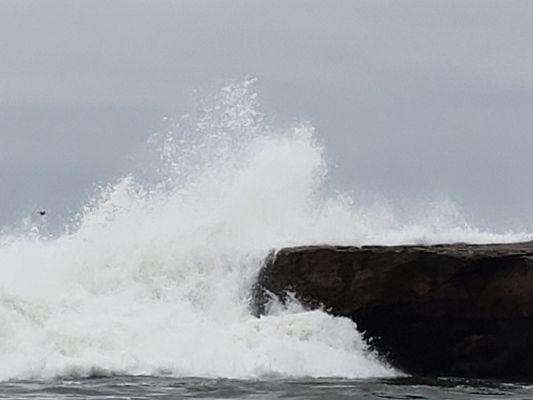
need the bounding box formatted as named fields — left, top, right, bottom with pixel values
left=252, top=242, right=533, bottom=379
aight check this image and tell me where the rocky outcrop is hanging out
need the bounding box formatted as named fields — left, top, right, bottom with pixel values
left=252, top=242, right=533, bottom=379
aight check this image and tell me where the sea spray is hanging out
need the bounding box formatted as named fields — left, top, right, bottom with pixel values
left=0, top=79, right=530, bottom=381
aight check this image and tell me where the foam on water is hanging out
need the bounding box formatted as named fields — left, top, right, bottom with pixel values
left=0, top=79, right=530, bottom=381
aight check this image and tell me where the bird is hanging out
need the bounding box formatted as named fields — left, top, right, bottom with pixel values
left=38, top=210, right=46, bottom=216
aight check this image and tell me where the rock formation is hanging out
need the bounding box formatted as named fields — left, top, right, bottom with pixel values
left=252, top=242, right=533, bottom=379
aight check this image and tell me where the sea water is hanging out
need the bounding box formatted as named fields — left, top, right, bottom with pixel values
left=0, top=79, right=531, bottom=398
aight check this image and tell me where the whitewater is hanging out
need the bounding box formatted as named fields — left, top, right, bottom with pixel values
left=0, top=79, right=531, bottom=382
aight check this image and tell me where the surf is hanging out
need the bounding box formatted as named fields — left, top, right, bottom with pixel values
left=0, top=79, right=529, bottom=381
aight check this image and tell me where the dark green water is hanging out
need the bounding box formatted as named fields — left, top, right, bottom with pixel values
left=0, top=377, right=531, bottom=399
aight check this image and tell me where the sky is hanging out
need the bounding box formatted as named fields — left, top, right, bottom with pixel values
left=1, top=0, right=533, bottom=232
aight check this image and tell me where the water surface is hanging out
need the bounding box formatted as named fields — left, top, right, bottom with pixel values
left=1, top=377, right=531, bottom=400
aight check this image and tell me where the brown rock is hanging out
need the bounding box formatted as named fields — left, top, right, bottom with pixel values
left=252, top=242, right=533, bottom=379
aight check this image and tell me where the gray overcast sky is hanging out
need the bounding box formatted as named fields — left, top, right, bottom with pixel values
left=1, top=1, right=533, bottom=231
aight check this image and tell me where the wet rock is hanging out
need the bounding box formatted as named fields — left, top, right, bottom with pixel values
left=252, top=242, right=533, bottom=379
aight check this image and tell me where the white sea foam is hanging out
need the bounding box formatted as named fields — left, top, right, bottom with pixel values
left=0, top=79, right=530, bottom=381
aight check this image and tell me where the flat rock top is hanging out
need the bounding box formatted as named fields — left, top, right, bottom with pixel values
left=279, top=241, right=533, bottom=259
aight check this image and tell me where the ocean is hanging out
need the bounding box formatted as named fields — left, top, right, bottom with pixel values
left=1, top=79, right=531, bottom=398
left=1, top=377, right=532, bottom=399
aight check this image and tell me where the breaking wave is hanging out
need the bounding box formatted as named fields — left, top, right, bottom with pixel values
left=0, top=79, right=530, bottom=381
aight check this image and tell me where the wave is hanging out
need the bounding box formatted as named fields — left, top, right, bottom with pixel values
left=0, top=78, right=529, bottom=381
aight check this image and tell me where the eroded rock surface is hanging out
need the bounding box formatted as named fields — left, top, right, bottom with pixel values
left=252, top=242, right=533, bottom=379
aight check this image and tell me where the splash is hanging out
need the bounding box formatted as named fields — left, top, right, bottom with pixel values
left=0, top=79, right=529, bottom=381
